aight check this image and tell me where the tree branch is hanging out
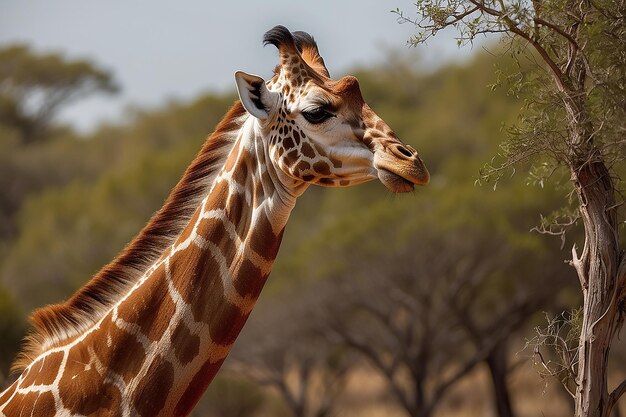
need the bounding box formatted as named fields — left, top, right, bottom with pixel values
left=607, top=378, right=626, bottom=416
left=533, top=17, right=579, bottom=50
left=447, top=6, right=481, bottom=25
left=466, top=0, right=568, bottom=90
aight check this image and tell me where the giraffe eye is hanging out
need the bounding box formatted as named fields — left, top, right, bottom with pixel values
left=301, top=108, right=334, bottom=124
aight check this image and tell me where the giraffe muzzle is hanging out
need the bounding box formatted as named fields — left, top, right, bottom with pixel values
left=374, top=144, right=429, bottom=193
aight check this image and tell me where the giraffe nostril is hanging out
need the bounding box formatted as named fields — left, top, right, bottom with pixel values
left=396, top=145, right=414, bottom=158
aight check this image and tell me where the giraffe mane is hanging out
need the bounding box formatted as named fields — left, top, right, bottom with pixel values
left=12, top=101, right=248, bottom=374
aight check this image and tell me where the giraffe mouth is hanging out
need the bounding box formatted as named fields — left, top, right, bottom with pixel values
left=377, top=169, right=417, bottom=193
left=373, top=145, right=429, bottom=193
left=374, top=157, right=430, bottom=193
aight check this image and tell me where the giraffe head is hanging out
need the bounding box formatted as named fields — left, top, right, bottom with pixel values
left=234, top=26, right=429, bottom=193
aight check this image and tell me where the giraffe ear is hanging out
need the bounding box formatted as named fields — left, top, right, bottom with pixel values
left=234, top=71, right=278, bottom=120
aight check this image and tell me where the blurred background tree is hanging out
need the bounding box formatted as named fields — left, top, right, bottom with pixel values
left=0, top=45, right=120, bottom=243
left=229, top=286, right=354, bottom=417
left=282, top=173, right=574, bottom=417
left=190, top=375, right=265, bottom=417
left=0, top=44, right=118, bottom=145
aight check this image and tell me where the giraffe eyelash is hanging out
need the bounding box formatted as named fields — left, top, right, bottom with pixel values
left=301, top=107, right=335, bottom=124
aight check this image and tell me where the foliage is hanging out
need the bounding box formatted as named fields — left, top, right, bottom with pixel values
left=0, top=132, right=123, bottom=240
left=395, top=0, right=626, bottom=224
left=0, top=44, right=119, bottom=144
left=0, top=93, right=235, bottom=310
left=396, top=0, right=626, bottom=415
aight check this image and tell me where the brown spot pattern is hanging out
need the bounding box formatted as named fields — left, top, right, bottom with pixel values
left=231, top=159, right=249, bottom=187
left=59, top=345, right=121, bottom=415
left=169, top=244, right=216, bottom=314
left=249, top=213, right=283, bottom=261
left=171, top=323, right=200, bottom=365
left=285, top=149, right=299, bottom=165
left=225, top=195, right=249, bottom=239
left=20, top=351, right=63, bottom=387
left=313, top=144, right=328, bottom=157
left=168, top=242, right=247, bottom=344
left=0, top=28, right=423, bottom=417
left=132, top=356, right=174, bottom=417
left=208, top=298, right=249, bottom=346
left=3, top=392, right=56, bottom=417
left=173, top=358, right=225, bottom=417
left=295, top=160, right=311, bottom=175
left=253, top=178, right=265, bottom=208
left=301, top=142, right=315, bottom=159
left=313, top=161, right=331, bottom=176
left=283, top=135, right=295, bottom=150
left=115, top=264, right=175, bottom=343
left=232, top=258, right=265, bottom=299
left=32, top=392, right=56, bottom=417
left=88, top=322, right=146, bottom=383
left=330, top=157, right=343, bottom=168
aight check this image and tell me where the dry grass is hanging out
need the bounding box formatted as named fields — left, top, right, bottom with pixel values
left=254, top=353, right=626, bottom=417
left=330, top=361, right=577, bottom=417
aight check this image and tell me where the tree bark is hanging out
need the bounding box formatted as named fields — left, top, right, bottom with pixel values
left=571, top=158, right=623, bottom=417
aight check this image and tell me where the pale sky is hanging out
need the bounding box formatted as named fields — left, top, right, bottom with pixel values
left=1, top=0, right=477, bottom=131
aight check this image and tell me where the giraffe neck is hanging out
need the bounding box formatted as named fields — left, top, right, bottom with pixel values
left=0, top=116, right=307, bottom=417
left=152, top=115, right=306, bottom=414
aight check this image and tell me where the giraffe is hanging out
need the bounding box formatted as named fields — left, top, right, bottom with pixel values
left=0, top=26, right=429, bottom=417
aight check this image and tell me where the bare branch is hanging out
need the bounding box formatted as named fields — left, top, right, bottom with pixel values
left=607, top=378, right=626, bottom=416
left=571, top=244, right=588, bottom=289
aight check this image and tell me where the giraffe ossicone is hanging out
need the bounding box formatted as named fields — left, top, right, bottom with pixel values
left=0, top=25, right=429, bottom=417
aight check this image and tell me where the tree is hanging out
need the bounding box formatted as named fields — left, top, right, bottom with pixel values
left=318, top=224, right=570, bottom=417
left=228, top=294, right=353, bottom=417
left=395, top=1, right=626, bottom=415
left=190, top=375, right=265, bottom=417
left=0, top=44, right=118, bottom=144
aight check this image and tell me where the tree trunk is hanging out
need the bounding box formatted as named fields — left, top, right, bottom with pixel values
left=410, top=405, right=432, bottom=417
left=571, top=159, right=623, bottom=417
left=407, top=386, right=430, bottom=417
left=486, top=340, right=515, bottom=417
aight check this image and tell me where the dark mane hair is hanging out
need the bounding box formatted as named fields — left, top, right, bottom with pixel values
left=12, top=102, right=247, bottom=373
